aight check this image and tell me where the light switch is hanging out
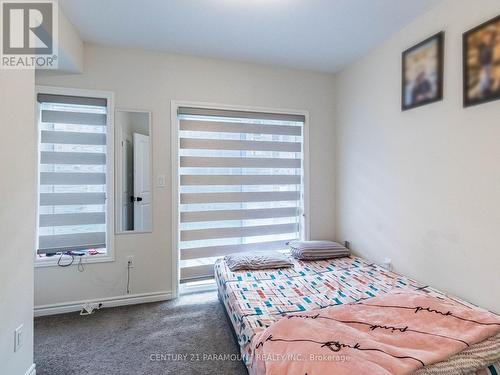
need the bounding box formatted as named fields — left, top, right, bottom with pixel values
left=14, top=324, right=23, bottom=352
left=157, top=174, right=166, bottom=187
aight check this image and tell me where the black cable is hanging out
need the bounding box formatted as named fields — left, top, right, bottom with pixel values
left=58, top=252, right=74, bottom=267
left=78, top=256, right=85, bottom=272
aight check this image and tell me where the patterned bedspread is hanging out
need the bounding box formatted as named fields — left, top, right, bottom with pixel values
left=214, top=255, right=500, bottom=374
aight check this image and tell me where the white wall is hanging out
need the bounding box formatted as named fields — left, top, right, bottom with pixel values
left=35, top=44, right=336, bottom=307
left=57, top=5, right=84, bottom=73
left=0, top=70, right=35, bottom=374
left=336, top=0, right=500, bottom=312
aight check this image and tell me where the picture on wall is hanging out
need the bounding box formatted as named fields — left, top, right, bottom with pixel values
left=402, top=32, right=444, bottom=111
left=463, top=15, right=500, bottom=107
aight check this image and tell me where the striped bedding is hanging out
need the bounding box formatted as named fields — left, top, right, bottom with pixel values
left=215, top=255, right=500, bottom=374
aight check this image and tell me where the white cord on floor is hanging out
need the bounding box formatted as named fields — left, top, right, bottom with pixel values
left=126, top=260, right=132, bottom=294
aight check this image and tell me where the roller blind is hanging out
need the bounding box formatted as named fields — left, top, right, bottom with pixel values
left=37, top=93, right=109, bottom=255
left=178, top=107, right=305, bottom=282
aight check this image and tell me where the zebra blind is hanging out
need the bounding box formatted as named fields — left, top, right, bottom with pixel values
left=37, top=93, right=109, bottom=255
left=178, top=107, right=305, bottom=282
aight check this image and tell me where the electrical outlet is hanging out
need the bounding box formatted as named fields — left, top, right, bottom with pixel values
left=14, top=325, right=23, bottom=352
left=126, top=255, right=135, bottom=268
left=382, top=257, right=393, bottom=271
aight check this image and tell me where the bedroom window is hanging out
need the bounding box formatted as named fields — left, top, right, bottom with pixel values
left=176, top=106, right=307, bottom=282
left=35, top=89, right=113, bottom=264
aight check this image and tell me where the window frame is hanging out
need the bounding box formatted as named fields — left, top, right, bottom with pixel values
left=34, top=86, right=115, bottom=267
left=170, top=100, right=310, bottom=297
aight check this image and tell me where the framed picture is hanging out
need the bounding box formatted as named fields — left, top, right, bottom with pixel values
left=402, top=32, right=444, bottom=111
left=463, top=15, right=500, bottom=107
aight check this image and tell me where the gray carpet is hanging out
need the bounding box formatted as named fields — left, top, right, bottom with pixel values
left=35, top=291, right=248, bottom=375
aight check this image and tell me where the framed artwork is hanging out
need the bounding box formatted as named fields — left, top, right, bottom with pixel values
left=463, top=15, right=500, bottom=107
left=402, top=32, right=444, bottom=111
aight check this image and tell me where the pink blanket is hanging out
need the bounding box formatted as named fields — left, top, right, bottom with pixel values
left=249, top=292, right=500, bottom=375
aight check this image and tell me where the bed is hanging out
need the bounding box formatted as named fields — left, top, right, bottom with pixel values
left=215, top=255, right=500, bottom=374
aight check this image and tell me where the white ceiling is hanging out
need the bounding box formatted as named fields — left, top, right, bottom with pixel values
left=60, top=0, right=440, bottom=73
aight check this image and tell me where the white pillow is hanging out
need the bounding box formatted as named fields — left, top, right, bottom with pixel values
left=289, top=240, right=350, bottom=260
left=224, top=251, right=293, bottom=271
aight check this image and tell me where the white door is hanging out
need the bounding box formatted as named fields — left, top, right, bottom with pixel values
left=133, top=133, right=151, bottom=231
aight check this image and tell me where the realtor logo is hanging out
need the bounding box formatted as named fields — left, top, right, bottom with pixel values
left=1, top=0, right=58, bottom=69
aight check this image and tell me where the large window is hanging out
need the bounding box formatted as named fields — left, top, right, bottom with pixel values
left=36, top=89, right=113, bottom=264
left=176, top=106, right=307, bottom=282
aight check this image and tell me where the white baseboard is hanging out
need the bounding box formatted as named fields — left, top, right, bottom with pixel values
left=25, top=363, right=36, bottom=375
left=34, top=291, right=172, bottom=317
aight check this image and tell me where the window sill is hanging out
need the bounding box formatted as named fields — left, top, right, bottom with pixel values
left=34, top=254, right=115, bottom=268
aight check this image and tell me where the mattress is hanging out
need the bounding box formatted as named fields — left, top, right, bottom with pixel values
left=215, top=255, right=500, bottom=374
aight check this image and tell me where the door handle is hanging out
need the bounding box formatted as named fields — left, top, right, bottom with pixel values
left=136, top=197, right=143, bottom=202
